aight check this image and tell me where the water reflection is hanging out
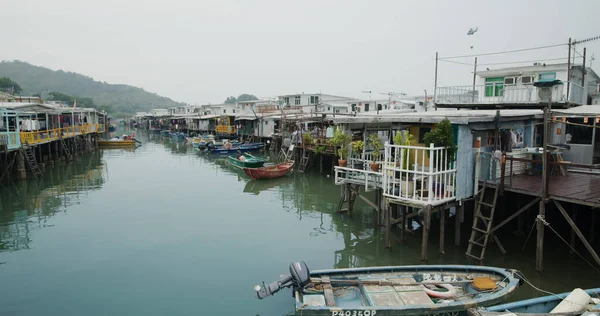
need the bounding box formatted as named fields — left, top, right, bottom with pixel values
left=0, top=151, right=105, bottom=252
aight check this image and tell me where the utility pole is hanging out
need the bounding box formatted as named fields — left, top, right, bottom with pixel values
left=567, top=38, right=572, bottom=101
left=434, top=52, right=439, bottom=111
left=472, top=57, right=478, bottom=103
left=582, top=47, right=587, bottom=103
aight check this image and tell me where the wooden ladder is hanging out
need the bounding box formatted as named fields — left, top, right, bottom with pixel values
left=22, top=142, right=43, bottom=178
left=60, top=137, right=72, bottom=161
left=466, top=181, right=500, bottom=261
left=298, top=150, right=310, bottom=172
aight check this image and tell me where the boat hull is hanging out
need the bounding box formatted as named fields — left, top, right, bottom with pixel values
left=289, top=265, right=521, bottom=316
left=228, top=155, right=266, bottom=168
left=243, top=161, right=294, bottom=180
left=469, top=287, right=600, bottom=315
left=98, top=140, right=137, bottom=148
left=204, top=143, right=264, bottom=154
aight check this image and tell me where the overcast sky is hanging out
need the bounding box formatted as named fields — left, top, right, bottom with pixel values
left=1, top=0, right=598, bottom=104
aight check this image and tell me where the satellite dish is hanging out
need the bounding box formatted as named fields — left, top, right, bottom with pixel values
left=467, top=27, right=479, bottom=35
left=538, top=87, right=552, bottom=102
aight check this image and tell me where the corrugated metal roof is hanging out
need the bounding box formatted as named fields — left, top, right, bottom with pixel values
left=552, top=105, right=600, bottom=116
left=332, top=109, right=542, bottom=124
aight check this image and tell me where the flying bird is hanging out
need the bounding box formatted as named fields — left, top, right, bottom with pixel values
left=467, top=27, right=479, bottom=35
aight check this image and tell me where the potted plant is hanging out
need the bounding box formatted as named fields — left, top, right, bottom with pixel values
left=422, top=119, right=457, bottom=163
left=351, top=140, right=364, bottom=169
left=328, top=126, right=351, bottom=167
left=422, top=119, right=457, bottom=197
left=368, top=133, right=383, bottom=171
left=393, top=130, right=414, bottom=169
left=302, top=133, right=313, bottom=146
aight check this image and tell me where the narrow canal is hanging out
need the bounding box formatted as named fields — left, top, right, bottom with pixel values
left=0, top=129, right=598, bottom=315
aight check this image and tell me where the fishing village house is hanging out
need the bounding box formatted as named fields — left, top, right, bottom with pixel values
left=323, top=61, right=600, bottom=270
left=428, top=61, right=600, bottom=271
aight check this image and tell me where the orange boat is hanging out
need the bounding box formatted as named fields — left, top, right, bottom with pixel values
left=242, top=161, right=294, bottom=180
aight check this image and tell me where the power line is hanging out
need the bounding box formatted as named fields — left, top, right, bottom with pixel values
left=440, top=59, right=474, bottom=66
left=440, top=56, right=577, bottom=67
left=573, top=35, right=600, bottom=45
left=439, top=42, right=567, bottom=60
left=478, top=57, right=574, bottom=66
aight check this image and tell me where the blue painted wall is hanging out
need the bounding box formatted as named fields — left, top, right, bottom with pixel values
left=455, top=124, right=474, bottom=200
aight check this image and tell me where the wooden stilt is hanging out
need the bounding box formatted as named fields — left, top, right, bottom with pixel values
left=440, top=207, right=445, bottom=254
left=536, top=199, right=546, bottom=272
left=455, top=205, right=462, bottom=247
left=421, top=206, right=431, bottom=262
left=554, top=200, right=600, bottom=268
left=385, top=203, right=391, bottom=249
left=397, top=206, right=404, bottom=241
left=570, top=205, right=578, bottom=254
left=346, top=183, right=351, bottom=216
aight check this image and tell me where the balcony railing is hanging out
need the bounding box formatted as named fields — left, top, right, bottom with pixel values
left=435, top=82, right=584, bottom=106
left=382, top=143, right=456, bottom=206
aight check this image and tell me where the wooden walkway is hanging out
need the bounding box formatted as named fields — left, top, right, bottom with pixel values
left=489, top=172, right=600, bottom=208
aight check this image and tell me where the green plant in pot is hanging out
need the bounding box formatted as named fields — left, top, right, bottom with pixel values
left=393, top=130, right=414, bottom=170
left=422, top=119, right=457, bottom=164
left=422, top=119, right=457, bottom=197
left=351, top=140, right=364, bottom=169
left=368, top=133, right=383, bottom=171
left=302, top=133, right=313, bottom=146
left=328, top=126, right=351, bottom=167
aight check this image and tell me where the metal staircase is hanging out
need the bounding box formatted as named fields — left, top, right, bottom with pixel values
left=466, top=181, right=501, bottom=261
left=60, top=137, right=72, bottom=161
left=22, top=142, right=43, bottom=178
left=298, top=150, right=310, bottom=172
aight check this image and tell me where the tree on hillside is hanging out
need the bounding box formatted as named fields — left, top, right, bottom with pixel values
left=224, top=96, right=237, bottom=104
left=47, top=91, right=96, bottom=108
left=223, top=94, right=259, bottom=104
left=237, top=94, right=259, bottom=102
left=0, top=77, right=22, bottom=94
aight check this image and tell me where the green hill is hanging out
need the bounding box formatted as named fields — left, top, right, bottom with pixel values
left=0, top=60, right=186, bottom=114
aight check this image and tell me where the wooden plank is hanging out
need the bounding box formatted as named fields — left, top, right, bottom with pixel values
left=553, top=200, right=600, bottom=268
left=321, top=275, right=336, bottom=306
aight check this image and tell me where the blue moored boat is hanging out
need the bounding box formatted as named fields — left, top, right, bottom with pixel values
left=170, top=132, right=188, bottom=142
left=469, top=288, right=600, bottom=316
left=160, top=130, right=171, bottom=137
left=255, top=262, right=523, bottom=316
left=201, top=142, right=264, bottom=155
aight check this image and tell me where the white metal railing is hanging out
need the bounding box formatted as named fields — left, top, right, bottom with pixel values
left=334, top=166, right=382, bottom=192
left=435, top=82, right=583, bottom=105
left=382, top=143, right=456, bottom=206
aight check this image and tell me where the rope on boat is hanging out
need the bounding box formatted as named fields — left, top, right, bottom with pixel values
left=517, top=271, right=598, bottom=309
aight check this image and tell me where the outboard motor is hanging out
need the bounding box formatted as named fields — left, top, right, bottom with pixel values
left=255, top=261, right=310, bottom=299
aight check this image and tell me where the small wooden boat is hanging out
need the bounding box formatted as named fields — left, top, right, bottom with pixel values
left=468, top=288, right=600, bottom=316
left=228, top=153, right=266, bottom=169
left=98, top=139, right=138, bottom=148
left=243, top=160, right=294, bottom=180
left=254, top=262, right=523, bottom=316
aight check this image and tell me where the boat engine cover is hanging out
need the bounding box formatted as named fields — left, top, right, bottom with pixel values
left=290, top=261, right=310, bottom=288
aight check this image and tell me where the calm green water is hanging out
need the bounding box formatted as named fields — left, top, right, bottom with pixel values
left=0, top=129, right=598, bottom=315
